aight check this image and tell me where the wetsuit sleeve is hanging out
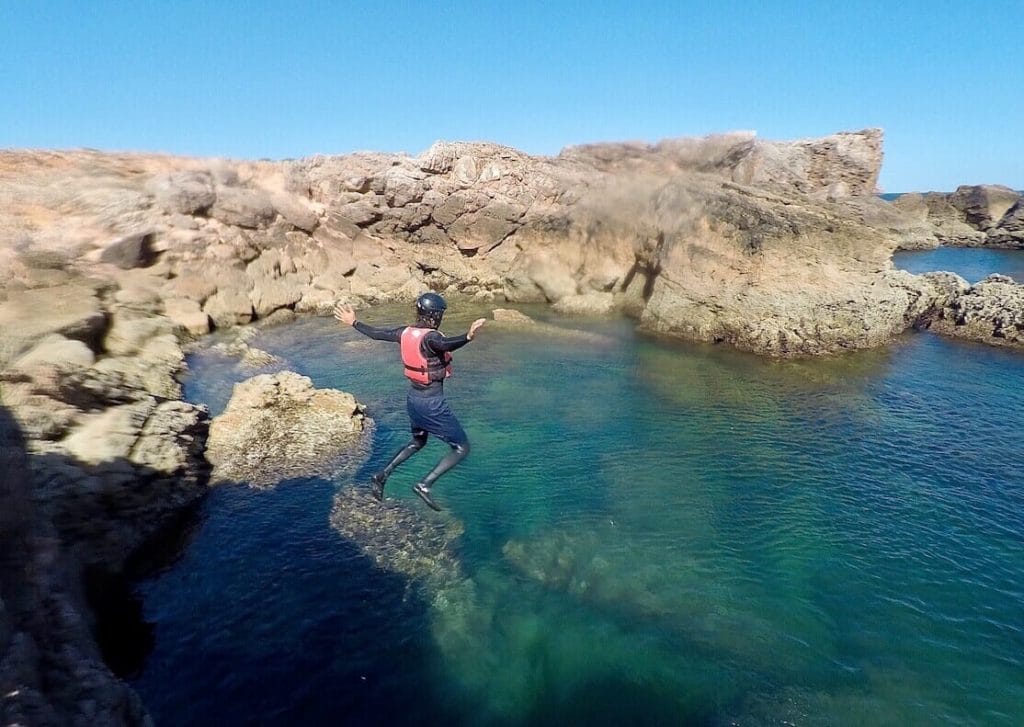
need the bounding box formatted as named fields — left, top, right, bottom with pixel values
left=423, top=330, right=470, bottom=354
left=352, top=321, right=404, bottom=342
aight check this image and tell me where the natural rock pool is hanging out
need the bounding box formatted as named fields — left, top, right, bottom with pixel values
left=129, top=302, right=1023, bottom=725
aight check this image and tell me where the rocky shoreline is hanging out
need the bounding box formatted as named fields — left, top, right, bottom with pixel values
left=1, top=129, right=1022, bottom=724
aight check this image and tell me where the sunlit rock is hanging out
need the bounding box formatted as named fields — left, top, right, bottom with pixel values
left=206, top=371, right=368, bottom=486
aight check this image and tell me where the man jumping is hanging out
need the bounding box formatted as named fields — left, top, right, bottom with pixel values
left=334, top=293, right=485, bottom=511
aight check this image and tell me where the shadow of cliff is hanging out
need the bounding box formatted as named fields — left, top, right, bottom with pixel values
left=0, top=401, right=211, bottom=682
left=126, top=472, right=462, bottom=726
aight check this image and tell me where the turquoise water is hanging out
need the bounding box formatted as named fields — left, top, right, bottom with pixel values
left=130, top=306, right=1024, bottom=725
left=893, top=247, right=1024, bottom=283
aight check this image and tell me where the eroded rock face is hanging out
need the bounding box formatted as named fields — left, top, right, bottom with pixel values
left=562, top=129, right=884, bottom=197
left=990, top=198, right=1024, bottom=248
left=205, top=371, right=368, bottom=486
left=949, top=185, right=1020, bottom=231
left=0, top=271, right=211, bottom=725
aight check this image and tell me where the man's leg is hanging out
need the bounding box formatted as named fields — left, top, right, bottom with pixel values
left=410, top=394, right=470, bottom=511
left=412, top=440, right=470, bottom=511
left=371, top=430, right=427, bottom=500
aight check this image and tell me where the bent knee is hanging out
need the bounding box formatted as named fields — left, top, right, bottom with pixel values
left=453, top=441, right=470, bottom=458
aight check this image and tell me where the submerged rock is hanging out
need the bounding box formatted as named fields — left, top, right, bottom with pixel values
left=329, top=486, right=464, bottom=586
left=206, top=371, right=369, bottom=486
left=502, top=524, right=834, bottom=676
left=489, top=308, right=613, bottom=344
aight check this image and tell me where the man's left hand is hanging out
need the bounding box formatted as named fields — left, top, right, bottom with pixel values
left=334, top=303, right=357, bottom=326
left=467, top=318, right=486, bottom=340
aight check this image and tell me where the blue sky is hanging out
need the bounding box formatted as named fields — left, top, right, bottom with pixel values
left=1, top=1, right=1019, bottom=192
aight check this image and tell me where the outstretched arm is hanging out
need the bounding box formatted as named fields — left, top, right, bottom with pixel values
left=334, top=303, right=403, bottom=342
left=424, top=318, right=487, bottom=354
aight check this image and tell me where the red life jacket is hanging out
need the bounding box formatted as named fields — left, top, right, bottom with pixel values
left=400, top=326, right=452, bottom=385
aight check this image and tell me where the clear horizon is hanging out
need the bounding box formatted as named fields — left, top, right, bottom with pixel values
left=2, top=1, right=1020, bottom=194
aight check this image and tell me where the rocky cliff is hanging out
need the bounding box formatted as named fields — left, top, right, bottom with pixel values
left=1, top=128, right=919, bottom=359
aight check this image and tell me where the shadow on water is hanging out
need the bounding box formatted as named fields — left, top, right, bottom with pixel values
left=128, top=475, right=466, bottom=726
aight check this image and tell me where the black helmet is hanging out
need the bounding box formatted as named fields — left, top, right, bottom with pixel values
left=415, top=292, right=447, bottom=315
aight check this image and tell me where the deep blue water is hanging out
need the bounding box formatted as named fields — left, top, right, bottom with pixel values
left=131, top=302, right=1024, bottom=725
left=893, top=247, right=1024, bottom=283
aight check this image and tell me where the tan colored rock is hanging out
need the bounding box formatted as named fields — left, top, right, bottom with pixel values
left=163, top=297, right=210, bottom=336
left=927, top=274, right=1024, bottom=348
left=491, top=308, right=535, bottom=326
left=210, top=186, right=275, bottom=228
left=103, top=310, right=176, bottom=356
left=522, top=252, right=578, bottom=302
left=333, top=200, right=382, bottom=227
left=893, top=192, right=986, bottom=246
left=990, top=199, right=1024, bottom=247
left=162, top=265, right=220, bottom=303
left=206, top=371, right=367, bottom=486
left=129, top=399, right=209, bottom=474
left=91, top=347, right=183, bottom=400
left=949, top=185, right=1021, bottom=231
left=8, top=335, right=95, bottom=374
left=147, top=171, right=216, bottom=214
left=270, top=193, right=319, bottom=232
left=1, top=383, right=81, bottom=440
left=204, top=288, right=255, bottom=328
left=114, top=282, right=164, bottom=307
left=552, top=291, right=617, bottom=315
left=296, top=287, right=339, bottom=314
left=489, top=307, right=612, bottom=344
left=249, top=275, right=303, bottom=318
left=0, top=282, right=106, bottom=365
left=61, top=398, right=157, bottom=464
left=563, top=129, right=883, bottom=197
left=99, top=232, right=158, bottom=269
left=447, top=202, right=521, bottom=252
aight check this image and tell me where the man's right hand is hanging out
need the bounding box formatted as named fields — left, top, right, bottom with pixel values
left=333, top=303, right=356, bottom=326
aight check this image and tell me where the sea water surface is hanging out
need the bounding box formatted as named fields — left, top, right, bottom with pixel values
left=130, top=293, right=1023, bottom=724
left=893, top=247, right=1024, bottom=283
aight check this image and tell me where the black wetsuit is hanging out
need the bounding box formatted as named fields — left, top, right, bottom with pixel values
left=352, top=321, right=472, bottom=503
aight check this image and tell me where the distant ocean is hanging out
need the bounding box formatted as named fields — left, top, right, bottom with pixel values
left=879, top=190, right=1024, bottom=199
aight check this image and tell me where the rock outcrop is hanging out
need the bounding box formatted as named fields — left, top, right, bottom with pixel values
left=205, top=371, right=368, bottom=486
left=921, top=274, right=1024, bottom=348
left=887, top=185, right=1024, bottom=249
